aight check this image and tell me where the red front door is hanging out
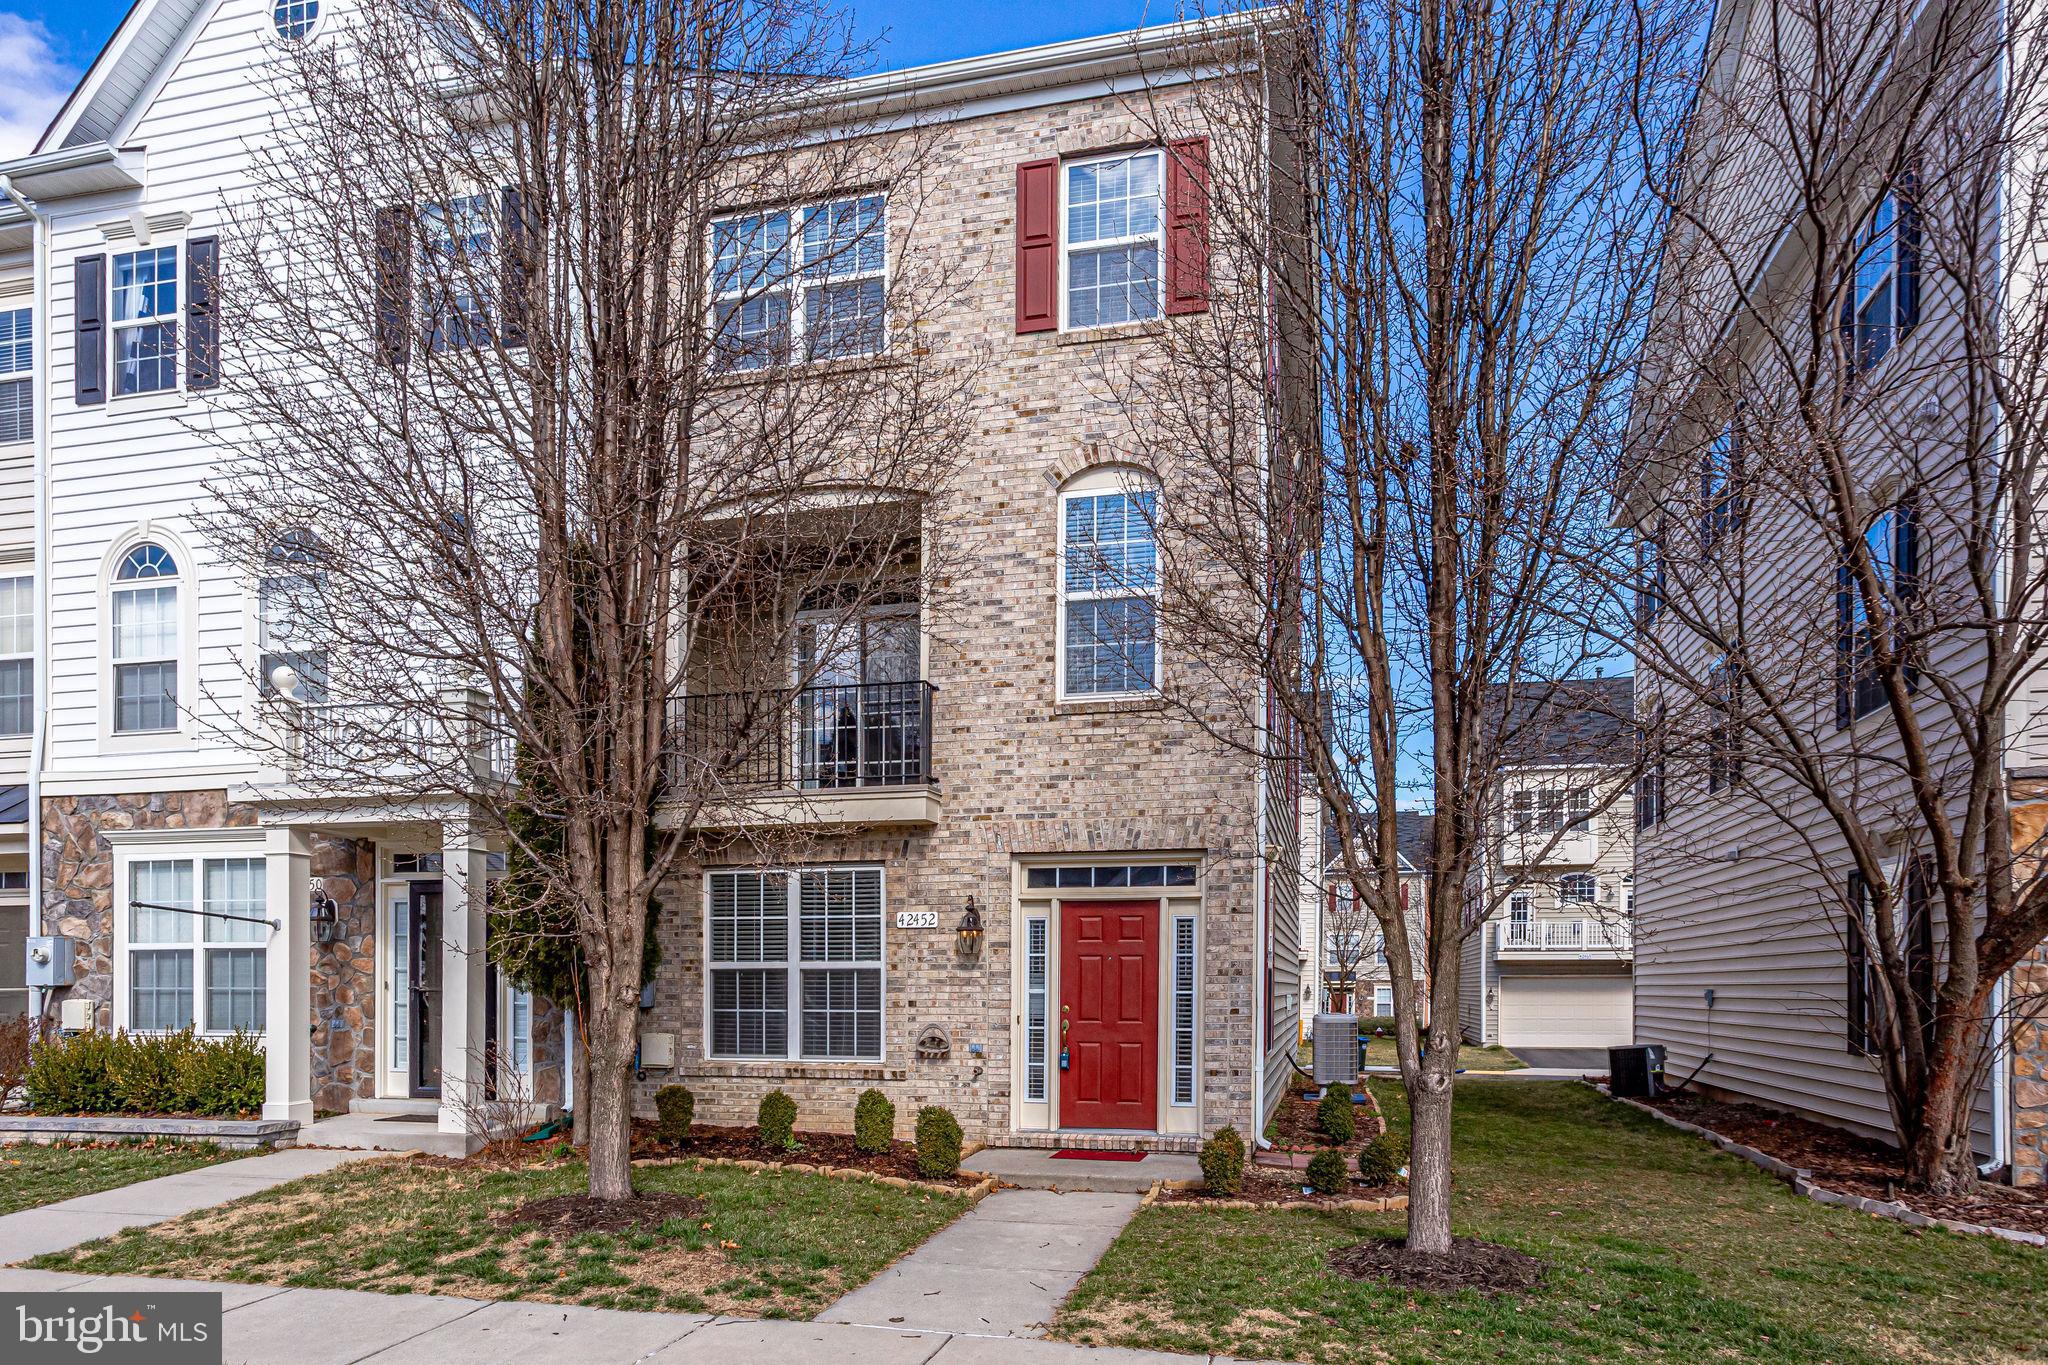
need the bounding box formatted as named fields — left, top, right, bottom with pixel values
left=1060, top=901, right=1159, bottom=1130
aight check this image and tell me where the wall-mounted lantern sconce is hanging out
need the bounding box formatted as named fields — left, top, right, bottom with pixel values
left=310, top=881, right=339, bottom=944
left=956, top=896, right=984, bottom=957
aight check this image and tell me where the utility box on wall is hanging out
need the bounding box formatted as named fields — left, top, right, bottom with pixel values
left=25, top=935, right=76, bottom=988
left=638, top=1032, right=675, bottom=1069
left=58, top=997, right=95, bottom=1033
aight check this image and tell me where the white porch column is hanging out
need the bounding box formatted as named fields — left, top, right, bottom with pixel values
left=263, top=827, right=314, bottom=1124
left=438, top=812, right=490, bottom=1136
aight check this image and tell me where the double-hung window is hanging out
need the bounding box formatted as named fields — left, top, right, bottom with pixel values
left=707, top=866, right=884, bottom=1061
left=1848, top=190, right=1918, bottom=371
left=1699, top=420, right=1739, bottom=552
left=1065, top=152, right=1162, bottom=329
left=258, top=531, right=329, bottom=701
left=0, top=307, right=30, bottom=442
left=1558, top=873, right=1597, bottom=904
left=422, top=195, right=494, bottom=353
left=1059, top=479, right=1160, bottom=697
left=0, top=575, right=31, bottom=735
left=1838, top=501, right=1918, bottom=725
left=111, top=542, right=180, bottom=733
left=126, top=855, right=268, bottom=1034
left=111, top=247, right=179, bottom=395
left=711, top=195, right=887, bottom=370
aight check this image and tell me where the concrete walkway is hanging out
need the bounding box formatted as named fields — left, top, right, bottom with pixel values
left=0, top=1146, right=369, bottom=1261
left=0, top=1267, right=1284, bottom=1363
left=964, top=1148, right=1200, bottom=1194
left=820, top=1189, right=1142, bottom=1339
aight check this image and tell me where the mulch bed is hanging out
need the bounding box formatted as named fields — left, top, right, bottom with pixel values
left=1327, top=1235, right=1545, bottom=1295
left=628, top=1120, right=982, bottom=1188
left=1262, top=1080, right=1386, bottom=1158
left=1643, top=1092, right=2048, bottom=1236
left=495, top=1189, right=707, bottom=1235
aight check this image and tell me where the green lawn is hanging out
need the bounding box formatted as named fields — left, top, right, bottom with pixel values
left=0, top=1142, right=248, bottom=1216
left=1056, top=1081, right=2046, bottom=1363
left=31, top=1154, right=968, bottom=1319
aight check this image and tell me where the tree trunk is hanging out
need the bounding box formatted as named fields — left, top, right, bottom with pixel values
left=1903, top=1062, right=1979, bottom=1195
left=1405, top=1064, right=1456, bottom=1254
left=583, top=993, right=638, bottom=1200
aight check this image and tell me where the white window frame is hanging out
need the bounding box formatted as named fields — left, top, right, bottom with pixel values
left=420, top=195, right=496, bottom=355
left=1558, top=873, right=1597, bottom=905
left=1373, top=985, right=1395, bottom=1018
left=272, top=0, right=322, bottom=41
left=111, top=838, right=273, bottom=1038
left=1058, top=149, right=1165, bottom=333
left=1170, top=912, right=1197, bottom=1106
left=703, top=865, right=887, bottom=1062
left=1056, top=468, right=1162, bottom=702
left=0, top=305, right=31, bottom=445
left=709, top=193, right=889, bottom=371
left=109, top=243, right=182, bottom=398
left=106, top=537, right=188, bottom=742
left=0, top=573, right=32, bottom=737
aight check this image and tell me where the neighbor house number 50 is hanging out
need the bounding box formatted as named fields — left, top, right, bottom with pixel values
left=896, top=910, right=939, bottom=929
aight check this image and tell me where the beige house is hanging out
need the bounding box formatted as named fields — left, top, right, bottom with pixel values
left=1462, top=679, right=1636, bottom=1052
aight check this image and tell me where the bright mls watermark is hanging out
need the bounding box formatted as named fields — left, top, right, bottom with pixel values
left=3, top=1292, right=221, bottom=1363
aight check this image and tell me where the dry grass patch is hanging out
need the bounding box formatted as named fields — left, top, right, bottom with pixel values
left=30, top=1149, right=967, bottom=1319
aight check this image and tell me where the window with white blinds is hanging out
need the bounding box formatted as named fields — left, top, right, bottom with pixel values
left=707, top=867, right=883, bottom=1061
left=1170, top=915, right=1197, bottom=1106
left=1024, top=916, right=1049, bottom=1102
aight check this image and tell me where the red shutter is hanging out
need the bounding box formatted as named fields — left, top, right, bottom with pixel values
left=1165, top=137, right=1210, bottom=315
left=1015, top=158, right=1058, bottom=333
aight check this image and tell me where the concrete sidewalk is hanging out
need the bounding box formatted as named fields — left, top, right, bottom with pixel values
left=820, top=1188, right=1142, bottom=1339
left=0, top=1146, right=370, bottom=1261
left=0, top=1267, right=1286, bottom=1363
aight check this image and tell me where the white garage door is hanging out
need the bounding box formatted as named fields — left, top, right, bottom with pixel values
left=1498, top=975, right=1633, bottom=1047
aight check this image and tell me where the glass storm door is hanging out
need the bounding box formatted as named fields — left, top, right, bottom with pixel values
left=409, top=881, right=444, bottom=1097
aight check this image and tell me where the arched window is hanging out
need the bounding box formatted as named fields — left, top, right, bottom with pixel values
left=112, top=542, right=180, bottom=733
left=259, top=530, right=329, bottom=701
left=1057, top=468, right=1160, bottom=699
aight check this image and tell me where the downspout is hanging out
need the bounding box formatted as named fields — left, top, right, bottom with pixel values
left=1983, top=0, right=2014, bottom=1182
left=0, top=175, right=50, bottom=1030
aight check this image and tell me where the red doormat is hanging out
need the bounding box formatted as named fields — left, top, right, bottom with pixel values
left=1050, top=1149, right=1146, bottom=1162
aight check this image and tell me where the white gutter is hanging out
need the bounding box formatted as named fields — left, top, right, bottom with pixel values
left=0, top=174, right=50, bottom=1027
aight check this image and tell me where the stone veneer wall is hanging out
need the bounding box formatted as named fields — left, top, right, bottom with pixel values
left=43, top=790, right=385, bottom=1112
left=310, top=837, right=377, bottom=1113
left=2012, top=944, right=2048, bottom=1186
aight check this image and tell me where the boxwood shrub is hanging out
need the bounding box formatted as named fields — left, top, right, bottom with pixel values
left=1199, top=1125, right=1247, bottom=1194
left=853, top=1088, right=895, bottom=1154
left=25, top=1028, right=263, bottom=1117
left=757, top=1089, right=798, bottom=1150
left=655, top=1085, right=695, bottom=1144
left=914, top=1104, right=963, bottom=1179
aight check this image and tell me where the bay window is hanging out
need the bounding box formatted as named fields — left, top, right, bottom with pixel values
left=707, top=866, right=884, bottom=1061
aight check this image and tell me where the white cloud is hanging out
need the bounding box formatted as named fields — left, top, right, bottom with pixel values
left=0, top=15, right=79, bottom=161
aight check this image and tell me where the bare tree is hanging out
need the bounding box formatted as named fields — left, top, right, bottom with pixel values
left=194, top=0, right=975, bottom=1201
left=1097, top=1, right=1698, bottom=1258
left=1624, top=0, right=2048, bottom=1193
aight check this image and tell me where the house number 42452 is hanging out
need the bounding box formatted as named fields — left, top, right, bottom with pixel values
left=895, top=911, right=939, bottom=929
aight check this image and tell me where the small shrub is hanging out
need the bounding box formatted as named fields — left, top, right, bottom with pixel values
left=1357, top=1131, right=1403, bottom=1186
left=1199, top=1125, right=1247, bottom=1195
left=853, top=1088, right=895, bottom=1154
left=1305, top=1148, right=1350, bottom=1195
left=179, top=1032, right=264, bottom=1116
left=654, top=1085, right=695, bottom=1144
left=914, top=1105, right=963, bottom=1179
left=1317, top=1083, right=1356, bottom=1145
left=757, top=1090, right=798, bottom=1150
left=109, top=1028, right=202, bottom=1113
left=24, top=1028, right=119, bottom=1114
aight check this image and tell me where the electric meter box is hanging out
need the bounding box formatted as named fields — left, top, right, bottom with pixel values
left=25, top=935, right=76, bottom=988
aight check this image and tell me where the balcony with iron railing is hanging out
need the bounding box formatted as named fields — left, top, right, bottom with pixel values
left=664, top=680, right=939, bottom=827
left=1496, top=916, right=1632, bottom=958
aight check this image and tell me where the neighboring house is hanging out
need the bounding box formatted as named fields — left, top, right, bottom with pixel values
left=2, top=7, right=1299, bottom=1150
left=1320, top=810, right=1430, bottom=1020
left=1462, top=678, right=1636, bottom=1050
left=0, top=268, right=39, bottom=1022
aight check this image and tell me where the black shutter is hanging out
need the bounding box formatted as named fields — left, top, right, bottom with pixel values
left=374, top=205, right=413, bottom=369
left=185, top=235, right=220, bottom=390
left=1905, top=855, right=1937, bottom=1056
left=1835, top=561, right=1856, bottom=729
left=1897, top=498, right=1921, bottom=693
left=1897, top=173, right=1920, bottom=336
left=74, top=253, right=106, bottom=405
left=1845, top=871, right=1869, bottom=1055
left=499, top=186, right=530, bottom=349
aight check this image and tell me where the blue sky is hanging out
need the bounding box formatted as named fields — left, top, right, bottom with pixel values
left=0, top=1, right=1167, bottom=159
